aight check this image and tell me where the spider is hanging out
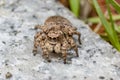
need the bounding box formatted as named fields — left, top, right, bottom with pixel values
left=33, top=16, right=81, bottom=63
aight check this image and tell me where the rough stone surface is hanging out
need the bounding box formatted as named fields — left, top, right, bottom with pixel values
left=0, top=0, right=120, bottom=80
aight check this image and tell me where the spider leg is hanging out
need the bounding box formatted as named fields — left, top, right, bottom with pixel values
left=42, top=48, right=51, bottom=62
left=33, top=39, right=39, bottom=56
left=33, top=32, right=42, bottom=56
left=68, top=37, right=79, bottom=57
left=61, top=40, right=69, bottom=64
left=62, top=50, right=67, bottom=64
left=68, top=27, right=81, bottom=44
left=73, top=45, right=79, bottom=57
left=74, top=31, right=81, bottom=44
left=34, top=25, right=42, bottom=29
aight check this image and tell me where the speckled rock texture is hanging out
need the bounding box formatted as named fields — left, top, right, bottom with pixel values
left=0, top=0, right=120, bottom=80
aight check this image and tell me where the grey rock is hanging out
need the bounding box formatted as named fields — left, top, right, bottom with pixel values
left=0, top=0, right=120, bottom=80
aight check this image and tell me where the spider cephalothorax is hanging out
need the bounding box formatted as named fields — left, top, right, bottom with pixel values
left=33, top=16, right=81, bottom=64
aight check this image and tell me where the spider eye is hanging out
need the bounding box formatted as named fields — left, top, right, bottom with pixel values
left=53, top=38, right=55, bottom=40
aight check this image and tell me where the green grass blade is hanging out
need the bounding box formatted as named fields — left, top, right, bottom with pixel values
left=112, top=15, right=120, bottom=20
left=115, top=24, right=120, bottom=33
left=106, top=0, right=120, bottom=50
left=87, top=15, right=120, bottom=24
left=109, top=0, right=120, bottom=13
left=92, top=0, right=120, bottom=51
left=69, top=0, right=80, bottom=17
left=87, top=17, right=101, bottom=23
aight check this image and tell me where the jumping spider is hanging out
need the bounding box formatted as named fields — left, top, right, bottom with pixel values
left=33, top=16, right=81, bottom=64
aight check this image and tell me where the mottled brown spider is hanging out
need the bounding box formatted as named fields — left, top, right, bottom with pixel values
left=33, top=16, right=81, bottom=64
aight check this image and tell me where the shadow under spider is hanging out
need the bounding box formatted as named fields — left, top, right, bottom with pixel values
left=41, top=51, right=78, bottom=64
